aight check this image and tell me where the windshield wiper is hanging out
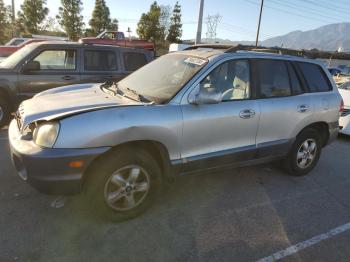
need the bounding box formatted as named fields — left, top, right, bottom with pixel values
left=124, top=87, right=152, bottom=103
left=101, top=82, right=124, bottom=96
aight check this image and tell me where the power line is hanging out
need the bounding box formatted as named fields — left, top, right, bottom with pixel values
left=299, top=0, right=350, bottom=16
left=267, top=0, right=349, bottom=23
left=221, top=21, right=272, bottom=38
left=244, top=0, right=341, bottom=25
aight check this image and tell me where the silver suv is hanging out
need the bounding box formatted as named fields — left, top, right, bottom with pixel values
left=9, top=46, right=342, bottom=220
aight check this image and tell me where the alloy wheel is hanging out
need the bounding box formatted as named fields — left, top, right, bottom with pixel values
left=296, top=138, right=317, bottom=169
left=104, top=165, right=150, bottom=211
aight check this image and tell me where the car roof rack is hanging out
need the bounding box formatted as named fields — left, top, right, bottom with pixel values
left=184, top=44, right=307, bottom=57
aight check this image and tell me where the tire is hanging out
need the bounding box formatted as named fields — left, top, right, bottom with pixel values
left=284, top=128, right=322, bottom=176
left=83, top=147, right=163, bottom=222
left=0, top=96, right=10, bottom=128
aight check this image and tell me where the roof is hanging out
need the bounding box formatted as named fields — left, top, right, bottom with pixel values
left=25, top=41, right=152, bottom=53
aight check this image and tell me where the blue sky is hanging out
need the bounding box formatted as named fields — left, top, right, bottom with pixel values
left=4, top=0, right=350, bottom=41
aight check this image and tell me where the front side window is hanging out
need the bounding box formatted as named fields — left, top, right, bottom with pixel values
left=123, top=52, right=147, bottom=71
left=33, top=49, right=76, bottom=70
left=84, top=50, right=117, bottom=71
left=200, top=60, right=250, bottom=101
left=297, top=62, right=332, bottom=92
left=256, top=60, right=291, bottom=98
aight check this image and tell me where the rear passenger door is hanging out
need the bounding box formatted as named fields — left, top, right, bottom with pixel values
left=254, top=59, right=313, bottom=157
left=295, top=62, right=335, bottom=122
left=80, top=49, right=124, bottom=83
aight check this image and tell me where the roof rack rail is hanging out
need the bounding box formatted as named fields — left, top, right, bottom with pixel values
left=184, top=44, right=308, bottom=57
left=184, top=44, right=350, bottom=60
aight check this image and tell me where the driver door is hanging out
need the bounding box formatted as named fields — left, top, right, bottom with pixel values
left=180, top=59, right=260, bottom=171
left=17, top=48, right=80, bottom=100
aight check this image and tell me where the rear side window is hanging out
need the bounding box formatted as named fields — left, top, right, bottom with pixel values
left=123, top=52, right=147, bottom=71
left=255, top=59, right=291, bottom=98
left=297, top=62, right=332, bottom=92
left=84, top=50, right=117, bottom=71
left=287, top=62, right=303, bottom=95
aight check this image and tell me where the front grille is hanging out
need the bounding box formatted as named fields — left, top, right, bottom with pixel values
left=341, top=108, right=350, bottom=117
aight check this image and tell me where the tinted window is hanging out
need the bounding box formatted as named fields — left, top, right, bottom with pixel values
left=84, top=50, right=117, bottom=71
left=287, top=62, right=303, bottom=95
left=256, top=60, right=291, bottom=98
left=123, top=52, right=147, bottom=71
left=200, top=60, right=250, bottom=101
left=33, top=50, right=76, bottom=70
left=298, top=62, right=332, bottom=92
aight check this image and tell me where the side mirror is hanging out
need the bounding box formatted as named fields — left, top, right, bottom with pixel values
left=188, top=84, right=222, bottom=105
left=22, top=60, right=40, bottom=73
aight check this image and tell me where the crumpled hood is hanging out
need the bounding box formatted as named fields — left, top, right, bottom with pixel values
left=19, top=83, right=143, bottom=129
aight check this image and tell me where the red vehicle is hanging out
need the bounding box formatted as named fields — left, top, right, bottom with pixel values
left=0, top=35, right=67, bottom=61
left=0, top=38, right=46, bottom=59
left=80, top=31, right=155, bottom=54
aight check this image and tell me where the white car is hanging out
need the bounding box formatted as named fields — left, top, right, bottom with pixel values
left=338, top=82, right=350, bottom=135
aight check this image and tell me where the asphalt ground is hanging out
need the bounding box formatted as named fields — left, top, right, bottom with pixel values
left=1, top=127, right=350, bottom=262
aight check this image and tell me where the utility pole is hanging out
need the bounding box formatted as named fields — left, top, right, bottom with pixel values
left=195, top=0, right=204, bottom=44
left=255, top=0, right=264, bottom=47
left=11, top=0, right=16, bottom=37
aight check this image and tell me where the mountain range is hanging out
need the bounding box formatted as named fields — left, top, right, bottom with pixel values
left=205, top=23, right=350, bottom=51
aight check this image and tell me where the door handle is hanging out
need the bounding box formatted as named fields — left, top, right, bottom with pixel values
left=62, top=75, right=74, bottom=80
left=239, top=109, right=255, bottom=119
left=297, top=104, right=310, bottom=113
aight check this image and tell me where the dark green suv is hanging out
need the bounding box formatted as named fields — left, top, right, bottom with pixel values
left=0, top=41, right=153, bottom=127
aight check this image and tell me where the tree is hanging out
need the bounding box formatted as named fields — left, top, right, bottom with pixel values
left=167, top=1, right=182, bottom=43
left=108, top=18, right=118, bottom=31
left=57, top=0, right=84, bottom=41
left=0, top=0, right=8, bottom=43
left=159, top=5, right=171, bottom=40
left=89, top=0, right=118, bottom=35
left=18, top=0, right=48, bottom=34
left=137, top=1, right=161, bottom=41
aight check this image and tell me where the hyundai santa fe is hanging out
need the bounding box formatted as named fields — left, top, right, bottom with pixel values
left=8, top=46, right=342, bottom=221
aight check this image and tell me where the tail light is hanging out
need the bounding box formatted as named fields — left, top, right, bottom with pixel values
left=340, top=99, right=344, bottom=115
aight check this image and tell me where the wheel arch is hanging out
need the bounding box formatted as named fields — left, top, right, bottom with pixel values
left=83, top=140, right=176, bottom=186
left=296, top=121, right=330, bottom=147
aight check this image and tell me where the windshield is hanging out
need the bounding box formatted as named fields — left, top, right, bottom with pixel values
left=118, top=54, right=208, bottom=103
left=339, top=82, right=350, bottom=90
left=0, top=45, right=36, bottom=69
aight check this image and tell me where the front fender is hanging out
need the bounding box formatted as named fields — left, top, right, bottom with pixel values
left=0, top=78, right=18, bottom=106
left=55, top=105, right=183, bottom=160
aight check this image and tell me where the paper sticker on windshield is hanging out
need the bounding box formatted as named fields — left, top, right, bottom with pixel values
left=184, top=57, right=206, bottom=66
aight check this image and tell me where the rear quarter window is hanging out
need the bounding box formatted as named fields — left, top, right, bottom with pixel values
left=297, top=62, right=332, bottom=92
left=123, top=52, right=147, bottom=71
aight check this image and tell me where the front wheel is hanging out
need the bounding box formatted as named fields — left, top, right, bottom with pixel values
left=284, top=129, right=322, bottom=176
left=84, top=148, right=163, bottom=222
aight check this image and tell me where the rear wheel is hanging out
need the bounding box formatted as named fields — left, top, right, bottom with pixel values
left=0, top=96, right=10, bottom=128
left=284, top=129, right=322, bottom=176
left=84, top=148, right=163, bottom=221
